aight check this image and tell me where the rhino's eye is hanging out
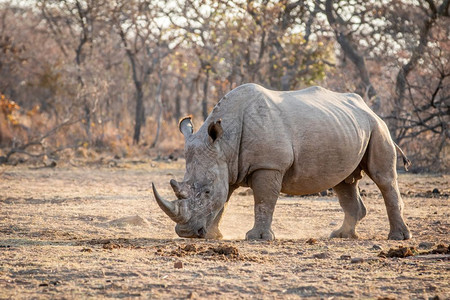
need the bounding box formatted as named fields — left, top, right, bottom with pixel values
left=195, top=190, right=210, bottom=198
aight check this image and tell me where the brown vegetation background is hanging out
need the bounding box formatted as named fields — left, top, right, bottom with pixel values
left=0, top=0, right=448, bottom=171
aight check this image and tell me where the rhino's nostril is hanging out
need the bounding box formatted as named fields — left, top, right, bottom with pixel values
left=197, top=227, right=206, bottom=238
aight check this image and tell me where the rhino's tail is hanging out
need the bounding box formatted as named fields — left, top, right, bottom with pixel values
left=394, top=142, right=412, bottom=171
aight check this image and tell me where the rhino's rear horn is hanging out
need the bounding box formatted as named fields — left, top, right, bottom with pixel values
left=170, top=179, right=180, bottom=194
left=170, top=179, right=188, bottom=199
left=152, top=183, right=180, bottom=222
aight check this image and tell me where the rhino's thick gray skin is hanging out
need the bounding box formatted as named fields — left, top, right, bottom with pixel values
left=153, top=83, right=412, bottom=241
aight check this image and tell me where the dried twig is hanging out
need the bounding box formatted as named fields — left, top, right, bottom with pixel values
left=3, top=118, right=82, bottom=163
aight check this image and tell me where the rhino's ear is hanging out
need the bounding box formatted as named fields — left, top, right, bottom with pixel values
left=208, top=119, right=223, bottom=143
left=179, top=116, right=193, bottom=139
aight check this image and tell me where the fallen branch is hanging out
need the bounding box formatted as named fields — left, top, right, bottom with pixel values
left=2, top=118, right=82, bottom=164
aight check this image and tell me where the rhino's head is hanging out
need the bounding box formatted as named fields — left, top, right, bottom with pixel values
left=152, top=117, right=228, bottom=239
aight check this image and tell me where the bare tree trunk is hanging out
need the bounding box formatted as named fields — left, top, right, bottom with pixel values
left=202, top=68, right=210, bottom=120
left=174, top=79, right=181, bottom=122
left=84, top=104, right=91, bottom=141
left=188, top=70, right=201, bottom=116
left=324, top=0, right=380, bottom=112
left=151, top=68, right=163, bottom=148
left=117, top=26, right=147, bottom=145
left=0, top=115, right=3, bottom=146
left=133, top=83, right=145, bottom=144
left=73, top=0, right=92, bottom=141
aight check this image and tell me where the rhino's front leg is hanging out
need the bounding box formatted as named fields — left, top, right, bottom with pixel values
left=205, top=206, right=225, bottom=239
left=206, top=185, right=237, bottom=239
left=246, top=170, right=282, bottom=241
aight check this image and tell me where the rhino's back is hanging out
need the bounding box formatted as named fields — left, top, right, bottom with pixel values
left=235, top=84, right=378, bottom=194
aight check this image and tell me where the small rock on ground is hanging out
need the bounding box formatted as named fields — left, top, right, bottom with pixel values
left=418, top=242, right=435, bottom=249
left=108, top=215, right=148, bottom=227
left=371, top=244, right=383, bottom=250
left=351, top=257, right=364, bottom=263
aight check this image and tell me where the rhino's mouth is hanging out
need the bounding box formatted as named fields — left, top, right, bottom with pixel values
left=176, top=224, right=207, bottom=238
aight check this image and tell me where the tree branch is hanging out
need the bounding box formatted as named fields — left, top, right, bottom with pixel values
left=4, top=118, right=82, bottom=163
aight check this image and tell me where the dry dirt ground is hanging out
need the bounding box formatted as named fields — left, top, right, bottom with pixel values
left=0, top=159, right=449, bottom=299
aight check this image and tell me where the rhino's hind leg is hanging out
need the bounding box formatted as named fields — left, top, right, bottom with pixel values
left=331, top=180, right=367, bottom=239
left=245, top=170, right=282, bottom=241
left=363, top=127, right=411, bottom=240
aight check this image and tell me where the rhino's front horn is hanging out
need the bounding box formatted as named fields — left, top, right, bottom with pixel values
left=152, top=183, right=181, bottom=222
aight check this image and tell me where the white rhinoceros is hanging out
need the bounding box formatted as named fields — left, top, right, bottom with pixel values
left=152, top=83, right=412, bottom=240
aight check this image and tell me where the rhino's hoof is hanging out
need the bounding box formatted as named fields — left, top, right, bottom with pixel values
left=388, top=229, right=412, bottom=240
left=330, top=228, right=358, bottom=239
left=245, top=228, right=275, bottom=241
